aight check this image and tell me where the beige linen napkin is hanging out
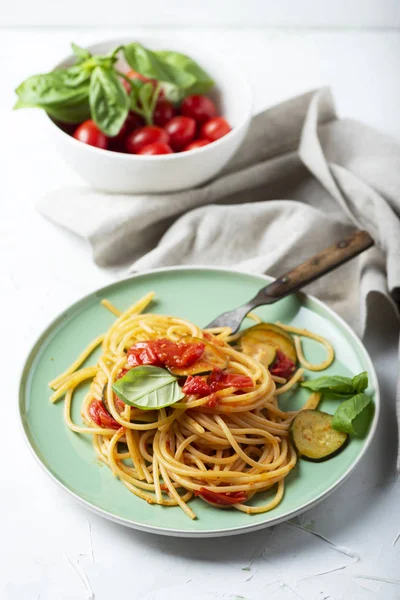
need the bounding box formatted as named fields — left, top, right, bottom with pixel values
left=39, top=88, right=400, bottom=462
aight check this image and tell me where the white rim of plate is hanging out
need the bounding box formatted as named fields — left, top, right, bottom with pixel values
left=18, top=266, right=380, bottom=538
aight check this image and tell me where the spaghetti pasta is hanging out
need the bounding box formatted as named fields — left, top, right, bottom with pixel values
left=49, top=294, right=335, bottom=519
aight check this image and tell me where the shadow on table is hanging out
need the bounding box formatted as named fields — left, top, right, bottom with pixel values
left=87, top=299, right=400, bottom=565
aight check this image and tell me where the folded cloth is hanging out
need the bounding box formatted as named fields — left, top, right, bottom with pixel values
left=39, top=88, right=400, bottom=460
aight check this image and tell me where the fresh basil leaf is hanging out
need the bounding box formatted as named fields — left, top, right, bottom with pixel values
left=45, top=98, right=91, bottom=124
left=109, top=45, right=124, bottom=60
left=156, top=50, right=214, bottom=96
left=124, top=44, right=214, bottom=104
left=71, top=42, right=92, bottom=63
left=89, top=66, right=129, bottom=136
left=124, top=43, right=194, bottom=88
left=112, top=366, right=184, bottom=410
left=301, top=375, right=355, bottom=395
left=137, top=82, right=153, bottom=111
left=332, top=393, right=371, bottom=435
left=15, top=69, right=90, bottom=108
left=352, top=371, right=368, bottom=393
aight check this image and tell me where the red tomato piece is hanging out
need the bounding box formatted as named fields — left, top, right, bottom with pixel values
left=164, top=116, right=196, bottom=151
left=182, top=369, right=253, bottom=399
left=127, top=341, right=162, bottom=367
left=153, top=100, right=176, bottom=127
left=88, top=400, right=120, bottom=429
left=107, top=122, right=129, bottom=152
left=196, top=488, right=247, bottom=505
left=122, top=69, right=156, bottom=94
left=206, top=393, right=219, bottom=408
left=182, top=375, right=211, bottom=396
left=126, top=69, right=153, bottom=83
left=270, top=350, right=296, bottom=379
left=73, top=120, right=108, bottom=149
left=138, top=142, right=173, bottom=155
left=125, top=126, right=169, bottom=154
left=125, top=111, right=145, bottom=132
left=181, top=95, right=217, bottom=124
left=127, top=339, right=205, bottom=368
left=200, top=117, right=231, bottom=142
left=154, top=339, right=205, bottom=368
left=208, top=369, right=254, bottom=392
left=182, top=139, right=211, bottom=152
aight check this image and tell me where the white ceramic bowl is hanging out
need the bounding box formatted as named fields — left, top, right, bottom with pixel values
left=47, top=37, right=252, bottom=194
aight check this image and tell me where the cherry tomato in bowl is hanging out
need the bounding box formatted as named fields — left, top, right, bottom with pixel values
left=181, top=95, right=217, bottom=124
left=122, top=69, right=157, bottom=94
left=73, top=120, right=108, bottom=149
left=153, top=100, right=176, bottom=127
left=125, top=126, right=169, bottom=154
left=182, top=139, right=211, bottom=152
left=125, top=111, right=145, bottom=132
left=138, top=142, right=173, bottom=155
left=164, top=116, right=196, bottom=151
left=200, top=117, right=232, bottom=142
left=108, top=121, right=129, bottom=146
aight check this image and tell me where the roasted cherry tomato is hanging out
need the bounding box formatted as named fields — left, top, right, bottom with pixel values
left=164, top=116, right=196, bottom=151
left=270, top=350, right=296, bottom=379
left=182, top=369, right=253, bottom=398
left=125, top=126, right=169, bottom=154
left=88, top=400, right=120, bottom=429
left=200, top=117, right=231, bottom=142
left=196, top=488, right=247, bottom=505
left=182, top=139, right=211, bottom=152
left=73, top=120, right=108, bottom=149
left=153, top=100, right=176, bottom=127
left=155, top=339, right=205, bottom=367
left=182, top=375, right=211, bottom=396
left=127, top=341, right=162, bottom=367
left=181, top=95, right=217, bottom=124
left=138, top=142, right=173, bottom=155
left=127, top=338, right=205, bottom=368
left=208, top=369, right=254, bottom=391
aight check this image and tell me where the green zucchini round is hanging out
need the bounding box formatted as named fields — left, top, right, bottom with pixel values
left=289, top=410, right=348, bottom=462
left=238, top=323, right=297, bottom=366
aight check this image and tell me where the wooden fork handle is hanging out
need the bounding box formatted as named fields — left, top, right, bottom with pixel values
left=252, top=230, right=374, bottom=304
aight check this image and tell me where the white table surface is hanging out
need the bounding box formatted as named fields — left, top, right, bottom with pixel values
left=2, top=28, right=400, bottom=600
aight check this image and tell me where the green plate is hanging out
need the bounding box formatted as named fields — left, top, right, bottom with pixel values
left=19, top=267, right=379, bottom=537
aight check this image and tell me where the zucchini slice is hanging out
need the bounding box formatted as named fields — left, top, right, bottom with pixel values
left=239, top=323, right=297, bottom=366
left=168, top=337, right=229, bottom=376
left=289, top=410, right=348, bottom=462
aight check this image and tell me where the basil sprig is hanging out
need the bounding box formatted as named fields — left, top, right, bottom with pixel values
left=112, top=366, right=184, bottom=410
left=123, top=43, right=214, bottom=103
left=14, top=41, right=214, bottom=135
left=301, top=371, right=372, bottom=434
left=332, top=393, right=371, bottom=435
left=89, top=66, right=128, bottom=136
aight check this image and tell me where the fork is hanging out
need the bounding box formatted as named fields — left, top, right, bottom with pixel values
left=206, top=230, right=373, bottom=333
